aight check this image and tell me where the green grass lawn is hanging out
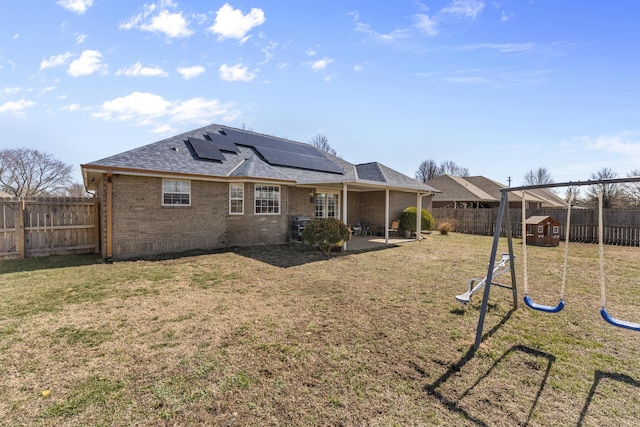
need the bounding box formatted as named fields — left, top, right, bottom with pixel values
left=0, top=233, right=639, bottom=425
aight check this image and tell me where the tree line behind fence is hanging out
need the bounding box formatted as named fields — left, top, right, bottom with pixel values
left=0, top=197, right=99, bottom=259
left=432, top=207, right=640, bottom=246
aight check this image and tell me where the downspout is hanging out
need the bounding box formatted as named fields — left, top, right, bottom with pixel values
left=106, top=171, right=113, bottom=260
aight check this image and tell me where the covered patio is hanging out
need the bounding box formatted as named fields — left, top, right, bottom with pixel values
left=345, top=234, right=420, bottom=251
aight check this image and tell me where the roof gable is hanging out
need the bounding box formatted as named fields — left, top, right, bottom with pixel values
left=426, top=175, right=497, bottom=202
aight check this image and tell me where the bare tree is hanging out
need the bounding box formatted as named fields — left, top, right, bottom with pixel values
left=63, top=182, right=90, bottom=197
left=0, top=148, right=73, bottom=197
left=565, top=185, right=580, bottom=204
left=524, top=167, right=554, bottom=186
left=415, top=159, right=469, bottom=182
left=415, top=159, right=441, bottom=182
left=625, top=169, right=640, bottom=207
left=310, top=134, right=337, bottom=156
left=585, top=167, right=621, bottom=208
left=440, top=160, right=469, bottom=177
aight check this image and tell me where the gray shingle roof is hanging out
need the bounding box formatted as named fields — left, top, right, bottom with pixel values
left=83, top=123, right=438, bottom=193
left=426, top=175, right=497, bottom=202
left=356, top=163, right=385, bottom=181
left=425, top=175, right=564, bottom=206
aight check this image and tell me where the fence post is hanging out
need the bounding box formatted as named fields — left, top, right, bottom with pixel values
left=17, top=198, right=25, bottom=258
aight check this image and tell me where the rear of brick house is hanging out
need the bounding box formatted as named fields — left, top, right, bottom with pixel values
left=82, top=124, right=439, bottom=259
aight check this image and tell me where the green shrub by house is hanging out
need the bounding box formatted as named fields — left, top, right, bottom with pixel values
left=302, top=218, right=351, bottom=253
left=399, top=207, right=434, bottom=233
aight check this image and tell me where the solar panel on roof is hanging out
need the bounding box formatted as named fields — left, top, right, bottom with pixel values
left=257, top=146, right=344, bottom=174
left=205, top=132, right=240, bottom=153
left=219, top=127, right=343, bottom=174
left=188, top=137, right=226, bottom=161
left=221, top=127, right=320, bottom=156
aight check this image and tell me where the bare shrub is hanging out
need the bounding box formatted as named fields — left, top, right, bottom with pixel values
left=437, top=221, right=454, bottom=235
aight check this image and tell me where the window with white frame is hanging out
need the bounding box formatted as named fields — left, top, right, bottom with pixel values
left=229, top=183, right=244, bottom=214
left=255, top=185, right=280, bottom=214
left=315, top=192, right=340, bottom=219
left=162, top=179, right=190, bottom=206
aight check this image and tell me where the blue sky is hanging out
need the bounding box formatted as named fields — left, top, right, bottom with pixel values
left=2, top=1, right=640, bottom=186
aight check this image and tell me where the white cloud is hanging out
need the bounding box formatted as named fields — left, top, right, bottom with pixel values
left=67, top=50, right=107, bottom=77
left=76, top=33, right=87, bottom=44
left=457, top=42, right=537, bottom=53
left=324, top=74, right=338, bottom=83
left=116, top=62, right=168, bottom=77
left=353, top=64, right=364, bottom=72
left=415, top=14, right=438, bottom=36
left=354, top=22, right=411, bottom=44
left=260, top=41, right=278, bottom=64
left=57, top=0, right=93, bottom=14
left=40, top=52, right=73, bottom=70
left=171, top=98, right=238, bottom=124
left=441, top=0, right=485, bottom=19
left=93, top=91, right=240, bottom=128
left=305, top=48, right=317, bottom=56
left=1, top=86, right=22, bottom=95
left=152, top=124, right=176, bottom=134
left=142, top=9, right=193, bottom=38
left=120, top=1, right=193, bottom=39
left=310, top=57, right=333, bottom=72
left=584, top=132, right=640, bottom=158
left=93, top=92, right=171, bottom=123
left=219, top=63, right=257, bottom=82
left=0, top=99, right=36, bottom=115
left=177, top=65, right=205, bottom=80
left=61, top=103, right=81, bottom=111
left=208, top=3, right=265, bottom=42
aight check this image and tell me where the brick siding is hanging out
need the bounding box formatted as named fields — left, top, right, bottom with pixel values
left=93, top=174, right=432, bottom=258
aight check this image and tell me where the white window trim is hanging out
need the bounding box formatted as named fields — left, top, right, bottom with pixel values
left=162, top=179, right=191, bottom=207
left=255, top=184, right=281, bottom=215
left=229, top=183, right=244, bottom=215
left=315, top=191, right=341, bottom=219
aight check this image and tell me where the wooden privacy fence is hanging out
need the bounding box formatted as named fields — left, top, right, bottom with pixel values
left=0, top=197, right=99, bottom=259
left=432, top=207, right=640, bottom=246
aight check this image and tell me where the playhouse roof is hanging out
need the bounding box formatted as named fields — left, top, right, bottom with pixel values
left=524, top=215, right=561, bottom=225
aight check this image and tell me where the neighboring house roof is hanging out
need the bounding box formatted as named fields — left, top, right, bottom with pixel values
left=426, top=175, right=496, bottom=203
left=82, top=123, right=439, bottom=194
left=528, top=188, right=567, bottom=208
left=0, top=190, right=11, bottom=197
left=426, top=175, right=565, bottom=206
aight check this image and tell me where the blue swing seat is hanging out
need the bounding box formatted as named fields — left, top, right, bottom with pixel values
left=600, top=308, right=640, bottom=331
left=524, top=295, right=565, bottom=313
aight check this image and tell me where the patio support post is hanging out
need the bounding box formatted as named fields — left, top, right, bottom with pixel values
left=106, top=171, right=113, bottom=260
left=416, top=192, right=422, bottom=239
left=385, top=188, right=390, bottom=243
left=343, top=183, right=348, bottom=251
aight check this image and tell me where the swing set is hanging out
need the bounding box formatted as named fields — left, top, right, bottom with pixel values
left=471, top=177, right=640, bottom=351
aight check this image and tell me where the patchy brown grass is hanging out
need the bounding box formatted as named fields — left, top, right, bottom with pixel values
left=0, top=233, right=639, bottom=426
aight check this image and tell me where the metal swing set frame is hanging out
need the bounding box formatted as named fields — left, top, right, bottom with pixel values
left=471, top=177, right=640, bottom=352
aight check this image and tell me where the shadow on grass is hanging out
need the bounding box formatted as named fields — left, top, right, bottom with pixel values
left=0, top=241, right=399, bottom=273
left=423, top=337, right=556, bottom=425
left=419, top=310, right=515, bottom=426
left=577, top=370, right=640, bottom=426
left=230, top=242, right=397, bottom=268
left=0, top=254, right=104, bottom=274
left=418, top=309, right=558, bottom=425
